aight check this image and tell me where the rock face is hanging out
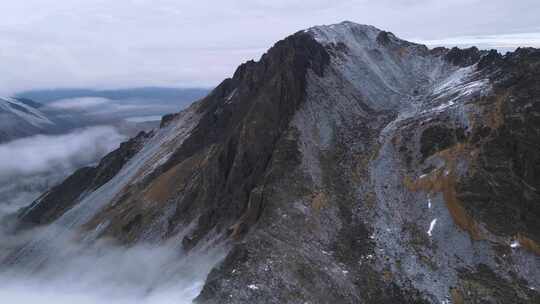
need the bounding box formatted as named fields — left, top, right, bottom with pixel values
left=16, top=22, right=540, bottom=303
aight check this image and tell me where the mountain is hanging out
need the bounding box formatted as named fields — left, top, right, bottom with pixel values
left=0, top=97, right=58, bottom=142
left=10, top=22, right=540, bottom=303
left=15, top=87, right=210, bottom=105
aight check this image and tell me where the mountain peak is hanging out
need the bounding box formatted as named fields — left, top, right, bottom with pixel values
left=304, top=21, right=384, bottom=45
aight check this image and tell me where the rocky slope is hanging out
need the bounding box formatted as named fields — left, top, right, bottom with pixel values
left=11, top=22, right=540, bottom=303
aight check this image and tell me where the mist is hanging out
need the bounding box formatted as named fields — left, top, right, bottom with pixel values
left=41, top=96, right=182, bottom=126
left=0, top=124, right=226, bottom=303
left=0, top=126, right=124, bottom=215
left=0, top=222, right=226, bottom=304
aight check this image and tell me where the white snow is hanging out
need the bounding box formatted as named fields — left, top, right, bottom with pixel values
left=430, top=65, right=490, bottom=108
left=427, top=219, right=438, bottom=237
left=247, top=284, right=259, bottom=290
left=224, top=88, right=237, bottom=104
left=510, top=240, right=521, bottom=248
left=304, top=22, right=457, bottom=113
left=0, top=97, right=54, bottom=128
left=432, top=65, right=475, bottom=95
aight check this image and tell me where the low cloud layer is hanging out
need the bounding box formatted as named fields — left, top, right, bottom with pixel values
left=47, top=97, right=111, bottom=110
left=0, top=223, right=225, bottom=304
left=42, top=97, right=179, bottom=124
left=0, top=126, right=124, bottom=215
left=0, top=123, right=225, bottom=303
left=0, top=126, right=123, bottom=180
left=415, top=32, right=540, bottom=52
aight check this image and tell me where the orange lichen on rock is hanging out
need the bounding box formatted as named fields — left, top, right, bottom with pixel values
left=468, top=93, right=506, bottom=131
left=311, top=191, right=328, bottom=212
left=517, top=233, right=540, bottom=256
left=485, top=94, right=506, bottom=130
left=450, top=287, right=465, bottom=304
left=404, top=143, right=482, bottom=240
left=144, top=153, right=204, bottom=204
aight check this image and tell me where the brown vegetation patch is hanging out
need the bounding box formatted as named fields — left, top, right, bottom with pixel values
left=311, top=191, right=328, bottom=212
left=404, top=143, right=482, bottom=240
left=467, top=93, right=507, bottom=133
left=517, top=233, right=540, bottom=256
left=485, top=94, right=506, bottom=130
left=353, top=142, right=382, bottom=184
left=450, top=287, right=465, bottom=304
left=144, top=152, right=205, bottom=203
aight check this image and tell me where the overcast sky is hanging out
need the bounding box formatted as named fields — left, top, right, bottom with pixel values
left=1, top=0, right=539, bottom=95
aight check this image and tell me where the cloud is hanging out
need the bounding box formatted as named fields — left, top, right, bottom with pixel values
left=0, top=123, right=226, bottom=303
left=1, top=0, right=539, bottom=95
left=0, top=126, right=125, bottom=215
left=41, top=97, right=180, bottom=122
left=47, top=97, right=110, bottom=110
left=414, top=32, right=540, bottom=51
left=0, top=126, right=124, bottom=180
left=0, top=223, right=226, bottom=304
left=124, top=115, right=163, bottom=123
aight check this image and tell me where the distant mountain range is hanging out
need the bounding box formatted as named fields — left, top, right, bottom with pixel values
left=0, top=97, right=59, bottom=142
left=15, top=87, right=210, bottom=105
left=0, top=87, right=210, bottom=143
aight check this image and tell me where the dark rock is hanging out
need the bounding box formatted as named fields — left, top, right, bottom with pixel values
left=445, top=47, right=483, bottom=67
left=420, top=125, right=466, bottom=159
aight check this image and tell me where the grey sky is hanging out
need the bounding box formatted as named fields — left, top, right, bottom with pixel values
left=1, top=0, right=539, bottom=95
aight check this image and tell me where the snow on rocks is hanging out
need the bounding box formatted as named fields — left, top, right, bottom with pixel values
left=224, top=88, right=238, bottom=104
left=510, top=240, right=521, bottom=248
left=0, top=97, right=54, bottom=128
left=427, top=219, right=438, bottom=237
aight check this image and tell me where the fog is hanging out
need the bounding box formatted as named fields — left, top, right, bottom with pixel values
left=0, top=222, right=226, bottom=304
left=0, top=126, right=123, bottom=179
left=0, top=126, right=124, bottom=215
left=0, top=125, right=226, bottom=303
left=47, top=97, right=111, bottom=109
left=42, top=96, right=181, bottom=124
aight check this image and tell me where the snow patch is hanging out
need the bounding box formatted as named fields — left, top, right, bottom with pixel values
left=510, top=240, right=520, bottom=248
left=224, top=89, right=237, bottom=104
left=427, top=219, right=438, bottom=237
